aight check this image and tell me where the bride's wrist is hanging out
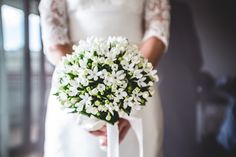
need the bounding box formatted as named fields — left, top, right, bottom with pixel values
left=139, top=38, right=165, bottom=67
left=49, top=43, right=73, bottom=65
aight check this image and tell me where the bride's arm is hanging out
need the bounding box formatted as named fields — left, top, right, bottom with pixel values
left=140, top=0, right=171, bottom=67
left=39, top=0, right=72, bottom=65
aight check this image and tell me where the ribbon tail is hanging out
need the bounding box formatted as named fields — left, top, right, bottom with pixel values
left=128, top=118, right=143, bottom=157
left=107, top=123, right=119, bottom=157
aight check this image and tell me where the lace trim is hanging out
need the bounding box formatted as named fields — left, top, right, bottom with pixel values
left=39, top=0, right=71, bottom=49
left=143, top=0, right=171, bottom=49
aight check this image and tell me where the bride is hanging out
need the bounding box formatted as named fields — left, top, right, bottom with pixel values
left=39, top=0, right=170, bottom=157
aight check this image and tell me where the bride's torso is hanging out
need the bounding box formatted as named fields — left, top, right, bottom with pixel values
left=66, top=0, right=145, bottom=44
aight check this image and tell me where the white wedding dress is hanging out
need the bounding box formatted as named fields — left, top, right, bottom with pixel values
left=39, top=0, right=170, bottom=157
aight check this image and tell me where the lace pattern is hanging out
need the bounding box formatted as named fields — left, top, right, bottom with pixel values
left=143, top=0, right=171, bottom=48
left=39, top=0, right=71, bottom=49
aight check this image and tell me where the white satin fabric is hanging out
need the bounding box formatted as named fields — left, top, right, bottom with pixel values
left=41, top=0, right=168, bottom=157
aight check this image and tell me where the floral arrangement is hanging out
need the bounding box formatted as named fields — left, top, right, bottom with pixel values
left=53, top=37, right=158, bottom=124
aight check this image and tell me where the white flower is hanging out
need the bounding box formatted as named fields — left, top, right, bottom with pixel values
left=98, top=69, right=108, bottom=79
left=64, top=101, right=71, bottom=108
left=79, top=59, right=88, bottom=68
left=153, top=75, right=159, bottom=82
left=105, top=103, right=115, bottom=115
left=111, top=64, right=119, bottom=71
left=107, top=48, right=119, bottom=60
left=124, top=97, right=133, bottom=108
left=70, top=80, right=80, bottom=88
left=77, top=93, right=92, bottom=107
left=147, top=62, right=153, bottom=69
left=148, top=81, right=154, bottom=86
left=87, top=66, right=100, bottom=81
left=77, top=40, right=90, bottom=52
left=150, top=69, right=157, bottom=75
left=75, top=102, right=84, bottom=112
left=143, top=61, right=154, bottom=72
left=119, top=81, right=128, bottom=89
left=89, top=88, right=98, bottom=95
left=104, top=76, right=114, bottom=86
left=121, top=60, right=133, bottom=71
left=123, top=53, right=133, bottom=62
left=132, top=88, right=142, bottom=103
left=141, top=91, right=150, bottom=99
left=137, top=77, right=147, bottom=87
left=59, top=93, right=67, bottom=101
left=97, top=84, right=105, bottom=92
left=132, top=55, right=140, bottom=64
left=115, top=88, right=127, bottom=100
left=80, top=78, right=89, bottom=86
left=86, top=107, right=98, bottom=115
left=149, top=87, right=155, bottom=96
left=85, top=105, right=93, bottom=113
left=84, top=51, right=93, bottom=59
left=68, top=86, right=78, bottom=96
left=96, top=57, right=106, bottom=63
left=149, top=69, right=159, bottom=82
left=61, top=76, right=70, bottom=85
left=119, top=110, right=128, bottom=117
left=128, top=63, right=136, bottom=71
left=98, top=105, right=107, bottom=112
left=133, top=69, right=143, bottom=79
left=104, top=58, right=114, bottom=65
left=112, top=70, right=126, bottom=83
left=71, top=98, right=79, bottom=104
left=114, top=105, right=120, bottom=112
left=112, top=84, right=118, bottom=92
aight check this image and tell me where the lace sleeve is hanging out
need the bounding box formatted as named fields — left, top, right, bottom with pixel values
left=39, top=0, right=71, bottom=50
left=143, top=0, right=171, bottom=49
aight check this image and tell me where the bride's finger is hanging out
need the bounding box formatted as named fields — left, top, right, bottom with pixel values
left=89, top=124, right=107, bottom=136
left=100, top=125, right=107, bottom=132
left=119, top=125, right=130, bottom=143
left=101, top=136, right=108, bottom=146
left=89, top=130, right=106, bottom=136
left=118, top=119, right=131, bottom=143
left=118, top=119, right=130, bottom=132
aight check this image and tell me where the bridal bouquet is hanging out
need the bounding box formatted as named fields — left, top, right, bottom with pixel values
left=53, top=37, right=158, bottom=127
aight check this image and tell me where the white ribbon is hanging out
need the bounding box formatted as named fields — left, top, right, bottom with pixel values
left=107, top=123, right=119, bottom=157
left=106, top=118, right=143, bottom=157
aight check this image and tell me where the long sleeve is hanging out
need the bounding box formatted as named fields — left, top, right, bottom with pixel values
left=39, top=0, right=71, bottom=52
left=143, top=0, right=171, bottom=49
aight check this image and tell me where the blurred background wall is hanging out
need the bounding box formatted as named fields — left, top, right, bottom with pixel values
left=0, top=0, right=53, bottom=156
left=0, top=0, right=235, bottom=157
left=159, top=0, right=236, bottom=157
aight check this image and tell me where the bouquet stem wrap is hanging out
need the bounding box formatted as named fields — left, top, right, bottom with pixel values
left=107, top=118, right=143, bottom=157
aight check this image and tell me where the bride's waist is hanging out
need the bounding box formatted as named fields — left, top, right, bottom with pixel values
left=68, top=11, right=143, bottom=44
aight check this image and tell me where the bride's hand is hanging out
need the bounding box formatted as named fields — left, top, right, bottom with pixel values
left=89, top=118, right=131, bottom=146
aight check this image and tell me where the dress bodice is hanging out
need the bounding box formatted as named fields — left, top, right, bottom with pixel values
left=67, top=0, right=145, bottom=44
